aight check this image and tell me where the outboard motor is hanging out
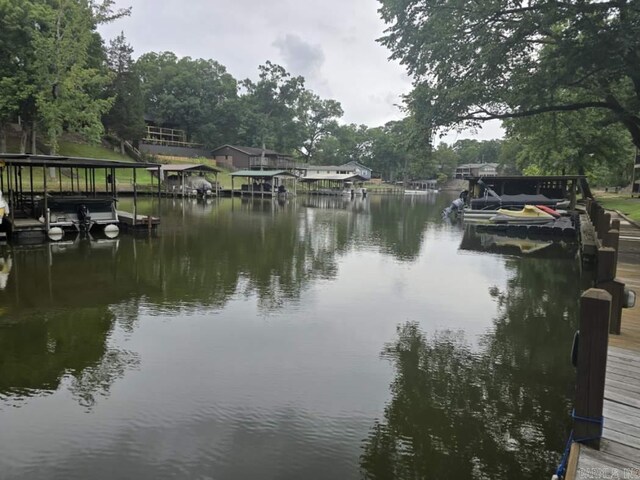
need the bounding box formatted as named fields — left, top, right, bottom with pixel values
left=77, top=204, right=91, bottom=232
left=442, top=197, right=465, bottom=218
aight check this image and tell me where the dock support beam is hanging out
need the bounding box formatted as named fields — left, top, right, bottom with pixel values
left=574, top=288, right=611, bottom=450
left=43, top=165, right=49, bottom=232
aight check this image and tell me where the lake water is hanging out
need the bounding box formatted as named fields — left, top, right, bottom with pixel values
left=0, top=194, right=581, bottom=479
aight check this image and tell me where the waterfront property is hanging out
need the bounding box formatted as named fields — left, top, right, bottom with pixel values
left=299, top=163, right=371, bottom=196
left=211, top=144, right=299, bottom=172
left=454, top=162, right=499, bottom=179
left=465, top=175, right=587, bottom=211
left=0, top=153, right=161, bottom=242
left=147, top=163, right=222, bottom=197
left=446, top=175, right=589, bottom=239
left=229, top=169, right=298, bottom=198
left=405, top=179, right=438, bottom=194
left=300, top=172, right=368, bottom=196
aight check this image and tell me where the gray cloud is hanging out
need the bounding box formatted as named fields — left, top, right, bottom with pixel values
left=273, top=34, right=325, bottom=82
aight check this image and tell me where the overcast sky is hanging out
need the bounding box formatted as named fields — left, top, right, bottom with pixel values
left=99, top=0, right=502, bottom=141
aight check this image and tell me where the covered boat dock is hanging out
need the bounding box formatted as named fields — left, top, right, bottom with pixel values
left=229, top=170, right=298, bottom=198
left=0, top=154, right=161, bottom=242
left=300, top=173, right=367, bottom=196
left=467, top=175, right=588, bottom=210
left=147, top=163, right=222, bottom=197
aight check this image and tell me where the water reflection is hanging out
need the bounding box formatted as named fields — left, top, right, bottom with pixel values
left=360, top=255, right=579, bottom=479
left=459, top=225, right=579, bottom=258
left=0, top=196, right=452, bottom=405
left=0, top=195, right=581, bottom=479
left=0, top=253, right=11, bottom=290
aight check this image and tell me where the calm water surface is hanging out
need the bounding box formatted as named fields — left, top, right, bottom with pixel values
left=0, top=194, right=581, bottom=479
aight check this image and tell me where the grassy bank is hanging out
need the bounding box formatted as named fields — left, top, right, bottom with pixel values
left=597, top=194, right=640, bottom=222
left=58, top=140, right=131, bottom=162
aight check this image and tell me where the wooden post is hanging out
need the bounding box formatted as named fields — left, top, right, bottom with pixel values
left=597, top=212, right=611, bottom=240
left=43, top=165, right=49, bottom=232
left=574, top=288, right=611, bottom=450
left=611, top=218, right=620, bottom=231
left=597, top=247, right=616, bottom=283
left=602, top=228, right=620, bottom=267
left=591, top=205, right=601, bottom=236
left=157, top=166, right=161, bottom=198
left=133, top=168, right=137, bottom=227
left=596, top=247, right=624, bottom=334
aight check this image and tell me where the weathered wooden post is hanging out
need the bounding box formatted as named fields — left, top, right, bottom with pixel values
left=596, top=247, right=624, bottom=334
left=611, top=218, right=620, bottom=231
left=602, top=228, right=620, bottom=267
left=597, top=211, right=611, bottom=240
left=574, top=288, right=611, bottom=450
left=591, top=203, right=601, bottom=231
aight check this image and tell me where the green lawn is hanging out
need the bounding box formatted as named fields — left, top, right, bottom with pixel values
left=58, top=140, right=132, bottom=162
left=597, top=195, right=640, bottom=222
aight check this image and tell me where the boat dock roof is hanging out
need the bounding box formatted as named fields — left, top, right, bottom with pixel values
left=0, top=153, right=158, bottom=169
left=146, top=164, right=221, bottom=173
left=230, top=170, right=298, bottom=178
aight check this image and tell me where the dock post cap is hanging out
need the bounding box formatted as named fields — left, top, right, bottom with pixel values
left=624, top=288, right=636, bottom=308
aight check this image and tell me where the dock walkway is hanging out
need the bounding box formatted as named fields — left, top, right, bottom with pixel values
left=567, top=212, right=640, bottom=479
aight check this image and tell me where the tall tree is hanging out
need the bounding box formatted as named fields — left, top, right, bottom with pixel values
left=239, top=62, right=306, bottom=154
left=0, top=0, right=39, bottom=153
left=103, top=32, right=144, bottom=153
left=504, top=106, right=634, bottom=185
left=32, top=0, right=129, bottom=154
left=378, top=0, right=640, bottom=149
left=295, top=91, right=343, bottom=162
left=135, top=52, right=238, bottom=147
left=313, top=123, right=370, bottom=165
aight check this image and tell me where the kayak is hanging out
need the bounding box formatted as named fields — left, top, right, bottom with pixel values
left=490, top=205, right=554, bottom=224
left=535, top=204, right=561, bottom=218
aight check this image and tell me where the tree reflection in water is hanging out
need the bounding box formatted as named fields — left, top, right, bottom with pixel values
left=361, top=257, right=579, bottom=479
left=0, top=307, right=139, bottom=408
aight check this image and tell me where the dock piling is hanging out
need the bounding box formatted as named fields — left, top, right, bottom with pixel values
left=574, top=288, right=611, bottom=450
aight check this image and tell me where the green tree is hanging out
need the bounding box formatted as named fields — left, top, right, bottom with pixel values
left=504, top=106, right=634, bottom=185
left=497, top=138, right=524, bottom=176
left=295, top=91, right=343, bottom=162
left=135, top=52, right=238, bottom=147
left=239, top=61, right=306, bottom=154
left=431, top=142, right=458, bottom=180
left=378, top=0, right=640, bottom=149
left=0, top=0, right=40, bottom=153
left=103, top=32, right=145, bottom=153
left=32, top=0, right=128, bottom=154
left=313, top=123, right=369, bottom=165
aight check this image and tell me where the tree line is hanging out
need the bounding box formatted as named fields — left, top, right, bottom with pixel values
left=1, top=0, right=635, bottom=185
left=377, top=0, right=638, bottom=186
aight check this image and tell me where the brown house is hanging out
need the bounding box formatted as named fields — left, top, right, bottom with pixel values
left=211, top=145, right=297, bottom=171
